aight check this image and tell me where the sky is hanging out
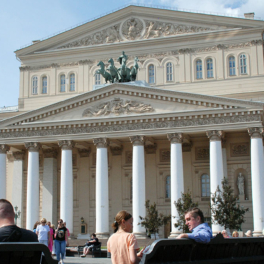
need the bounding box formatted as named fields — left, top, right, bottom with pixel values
left=1, top=0, right=264, bottom=108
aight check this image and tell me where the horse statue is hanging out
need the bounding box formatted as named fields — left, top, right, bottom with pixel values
left=96, top=61, right=113, bottom=83
left=119, top=63, right=131, bottom=82
left=130, top=57, right=139, bottom=81
left=107, top=58, right=120, bottom=82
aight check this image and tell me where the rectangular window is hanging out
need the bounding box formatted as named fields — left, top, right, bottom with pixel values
left=70, top=74, right=75, bottom=91
left=42, top=77, right=47, bottom=94
left=60, top=75, right=66, bottom=92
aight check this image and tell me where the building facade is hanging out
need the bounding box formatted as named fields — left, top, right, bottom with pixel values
left=1, top=6, right=264, bottom=238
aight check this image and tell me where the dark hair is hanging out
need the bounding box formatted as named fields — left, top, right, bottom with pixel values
left=0, top=199, right=15, bottom=219
left=112, top=211, right=132, bottom=233
left=33, top=221, right=40, bottom=229
left=91, top=233, right=96, bottom=237
left=185, top=207, right=204, bottom=223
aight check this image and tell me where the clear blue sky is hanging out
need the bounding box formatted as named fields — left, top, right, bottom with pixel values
left=1, top=0, right=263, bottom=107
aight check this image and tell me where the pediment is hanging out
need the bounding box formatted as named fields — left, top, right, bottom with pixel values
left=0, top=83, right=263, bottom=129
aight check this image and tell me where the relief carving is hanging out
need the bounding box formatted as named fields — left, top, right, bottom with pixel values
left=195, top=147, right=209, bottom=160
left=0, top=144, right=10, bottom=154
left=125, top=151, right=132, bottom=164
left=160, top=149, right=170, bottom=162
left=230, top=143, right=249, bottom=157
left=82, top=98, right=154, bottom=117
left=121, top=18, right=144, bottom=40
left=78, top=148, right=91, bottom=158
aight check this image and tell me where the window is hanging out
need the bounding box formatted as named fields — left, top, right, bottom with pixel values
left=201, top=174, right=210, bottom=197
left=148, top=64, right=155, bottom=83
left=70, top=73, right=75, bottom=91
left=229, top=56, right=236, bottom=76
left=166, top=62, right=173, bottom=82
left=165, top=176, right=171, bottom=198
left=196, top=60, right=202, bottom=79
left=206, top=58, right=213, bottom=78
left=42, top=76, right=47, bottom=94
left=60, top=74, right=66, bottom=92
left=95, top=73, right=101, bottom=85
left=239, top=54, right=247, bottom=74
left=32, top=76, right=38, bottom=94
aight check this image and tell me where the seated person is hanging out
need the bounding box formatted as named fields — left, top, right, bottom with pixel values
left=81, top=233, right=99, bottom=257
left=177, top=207, right=212, bottom=243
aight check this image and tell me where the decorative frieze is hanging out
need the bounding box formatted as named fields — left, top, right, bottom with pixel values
left=78, top=148, right=91, bottom=158
left=58, top=140, right=75, bottom=150
left=0, top=144, right=10, bottom=153
left=230, top=143, right=250, bottom=157
left=43, top=148, right=58, bottom=159
left=25, top=142, right=41, bottom=152
left=167, top=133, right=183, bottom=143
left=160, top=149, right=170, bottom=162
left=93, top=138, right=109, bottom=148
left=130, top=136, right=145, bottom=146
left=248, top=127, right=264, bottom=138
left=206, top=130, right=223, bottom=141
left=195, top=147, right=210, bottom=160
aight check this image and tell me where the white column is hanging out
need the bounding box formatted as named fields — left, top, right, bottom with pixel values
left=25, top=142, right=41, bottom=230
left=11, top=151, right=25, bottom=228
left=248, top=128, right=264, bottom=236
left=167, top=133, right=184, bottom=237
left=93, top=138, right=109, bottom=238
left=130, top=136, right=146, bottom=238
left=0, top=145, right=10, bottom=199
left=42, top=149, right=58, bottom=225
left=206, top=130, right=224, bottom=235
left=58, top=140, right=74, bottom=236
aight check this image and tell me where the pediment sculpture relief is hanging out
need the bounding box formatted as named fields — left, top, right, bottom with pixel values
left=58, top=18, right=217, bottom=49
left=82, top=98, right=154, bottom=117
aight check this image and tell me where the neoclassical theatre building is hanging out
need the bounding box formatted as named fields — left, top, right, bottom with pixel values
left=1, top=5, right=264, bottom=238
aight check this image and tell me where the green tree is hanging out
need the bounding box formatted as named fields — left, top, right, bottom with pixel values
left=211, top=177, right=249, bottom=230
left=174, top=191, right=198, bottom=233
left=139, top=200, right=171, bottom=239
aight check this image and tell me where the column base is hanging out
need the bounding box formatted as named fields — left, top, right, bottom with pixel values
left=168, top=231, right=182, bottom=239
left=96, top=232, right=110, bottom=239
left=134, top=232, right=147, bottom=239
left=253, top=230, right=263, bottom=237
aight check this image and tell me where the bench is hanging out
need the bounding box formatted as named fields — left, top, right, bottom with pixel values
left=140, top=234, right=264, bottom=264
left=0, top=242, right=58, bottom=264
left=78, top=242, right=102, bottom=257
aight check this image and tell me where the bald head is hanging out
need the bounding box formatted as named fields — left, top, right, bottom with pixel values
left=0, top=199, right=15, bottom=220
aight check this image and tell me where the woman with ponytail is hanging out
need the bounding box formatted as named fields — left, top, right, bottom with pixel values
left=107, top=211, right=145, bottom=264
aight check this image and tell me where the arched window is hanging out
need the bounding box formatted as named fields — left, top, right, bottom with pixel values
left=239, top=54, right=247, bottom=74
left=196, top=60, right=202, bottom=79
left=148, top=64, right=155, bottom=83
left=95, top=73, right=101, bottom=85
left=229, top=56, right=236, bottom=76
left=70, top=73, right=75, bottom=91
left=32, top=76, right=38, bottom=94
left=60, top=74, right=66, bottom=92
left=165, top=176, right=171, bottom=198
left=206, top=58, right=213, bottom=78
left=201, top=174, right=210, bottom=197
left=166, top=62, right=173, bottom=82
left=42, top=76, right=47, bottom=94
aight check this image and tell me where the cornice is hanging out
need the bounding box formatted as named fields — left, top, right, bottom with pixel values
left=0, top=113, right=261, bottom=140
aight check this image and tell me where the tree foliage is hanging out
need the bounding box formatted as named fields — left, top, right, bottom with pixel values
left=174, top=191, right=198, bottom=233
left=139, top=200, right=171, bottom=239
left=211, top=177, right=249, bottom=230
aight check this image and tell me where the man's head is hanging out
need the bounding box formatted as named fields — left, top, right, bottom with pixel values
left=0, top=199, right=15, bottom=225
left=184, top=207, right=204, bottom=231
left=91, top=233, right=96, bottom=238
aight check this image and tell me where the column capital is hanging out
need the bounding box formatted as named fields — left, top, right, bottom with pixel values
left=93, top=138, right=109, bottom=148
left=130, top=136, right=145, bottom=146
left=43, top=148, right=58, bottom=159
left=58, top=140, right=75, bottom=150
left=206, top=130, right=223, bottom=141
left=167, top=133, right=183, bottom=143
left=25, top=142, right=41, bottom=152
left=248, top=127, right=264, bottom=139
left=0, top=144, right=10, bottom=154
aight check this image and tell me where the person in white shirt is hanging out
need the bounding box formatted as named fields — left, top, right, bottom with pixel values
left=36, top=218, right=50, bottom=247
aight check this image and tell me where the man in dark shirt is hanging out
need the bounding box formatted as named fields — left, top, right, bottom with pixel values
left=80, top=233, right=99, bottom=257
left=0, top=199, right=38, bottom=242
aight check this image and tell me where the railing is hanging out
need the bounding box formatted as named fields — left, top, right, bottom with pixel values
left=0, top=105, right=19, bottom=113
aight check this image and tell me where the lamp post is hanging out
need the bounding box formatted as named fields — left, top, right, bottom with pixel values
left=14, top=206, right=21, bottom=225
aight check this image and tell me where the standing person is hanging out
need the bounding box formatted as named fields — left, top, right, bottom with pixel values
left=232, top=230, right=239, bottom=237
left=33, top=221, right=40, bottom=233
left=81, top=233, right=100, bottom=257
left=50, top=224, right=56, bottom=255
left=47, top=221, right=54, bottom=252
left=63, top=222, right=70, bottom=245
left=177, top=207, right=212, bottom=243
left=55, top=219, right=68, bottom=264
left=0, top=199, right=38, bottom=242
left=107, top=211, right=145, bottom=264
left=221, top=230, right=229, bottom=238
left=36, top=218, right=50, bottom=247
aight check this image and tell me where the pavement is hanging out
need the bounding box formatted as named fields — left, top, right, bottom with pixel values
left=58, top=256, right=112, bottom=264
